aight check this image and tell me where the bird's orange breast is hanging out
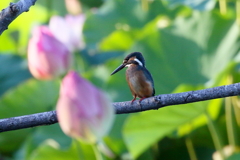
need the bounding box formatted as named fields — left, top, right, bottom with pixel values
left=126, top=65, right=153, bottom=98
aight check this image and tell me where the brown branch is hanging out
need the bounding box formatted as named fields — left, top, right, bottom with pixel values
left=1, top=82, right=240, bottom=132
left=0, top=0, right=37, bottom=35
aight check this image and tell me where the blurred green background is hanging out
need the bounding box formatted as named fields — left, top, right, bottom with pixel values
left=1, top=0, right=240, bottom=159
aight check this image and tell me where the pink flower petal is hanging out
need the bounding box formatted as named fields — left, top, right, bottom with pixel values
left=49, top=14, right=85, bottom=51
left=28, top=26, right=72, bottom=80
left=57, top=71, right=115, bottom=142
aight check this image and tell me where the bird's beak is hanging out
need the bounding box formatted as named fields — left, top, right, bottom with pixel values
left=111, top=64, right=126, bottom=75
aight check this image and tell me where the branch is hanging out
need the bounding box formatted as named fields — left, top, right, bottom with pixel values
left=0, top=0, right=37, bottom=35
left=1, top=82, right=240, bottom=133
left=0, top=111, right=57, bottom=132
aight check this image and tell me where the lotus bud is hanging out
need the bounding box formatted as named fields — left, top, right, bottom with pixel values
left=56, top=71, right=115, bottom=143
left=49, top=14, right=85, bottom=51
left=28, top=26, right=72, bottom=80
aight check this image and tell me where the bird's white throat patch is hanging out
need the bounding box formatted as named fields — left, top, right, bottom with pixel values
left=134, top=58, right=143, bottom=66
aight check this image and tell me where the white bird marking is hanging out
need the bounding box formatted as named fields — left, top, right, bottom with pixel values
left=125, top=64, right=132, bottom=67
left=134, top=58, right=143, bottom=66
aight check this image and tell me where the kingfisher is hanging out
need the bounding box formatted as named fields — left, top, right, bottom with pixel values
left=111, top=52, right=155, bottom=103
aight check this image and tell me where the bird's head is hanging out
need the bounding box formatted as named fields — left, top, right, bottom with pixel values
left=111, top=52, right=145, bottom=75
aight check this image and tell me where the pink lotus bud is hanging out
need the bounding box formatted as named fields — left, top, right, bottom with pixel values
left=49, top=14, right=85, bottom=51
left=28, top=26, right=72, bottom=80
left=56, top=71, right=115, bottom=142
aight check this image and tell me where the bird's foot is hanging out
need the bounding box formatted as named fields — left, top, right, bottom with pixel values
left=131, top=99, right=136, bottom=104
left=131, top=96, right=137, bottom=104
left=139, top=97, right=146, bottom=103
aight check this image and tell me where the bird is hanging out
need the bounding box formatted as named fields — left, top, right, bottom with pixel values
left=111, top=52, right=155, bottom=103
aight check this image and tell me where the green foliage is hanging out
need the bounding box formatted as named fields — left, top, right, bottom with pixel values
left=0, top=54, right=31, bottom=96
left=0, top=77, right=59, bottom=154
left=0, top=0, right=48, bottom=53
left=228, top=153, right=240, bottom=160
left=164, top=0, right=216, bottom=10
left=0, top=0, right=240, bottom=159
left=123, top=85, right=221, bottom=158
